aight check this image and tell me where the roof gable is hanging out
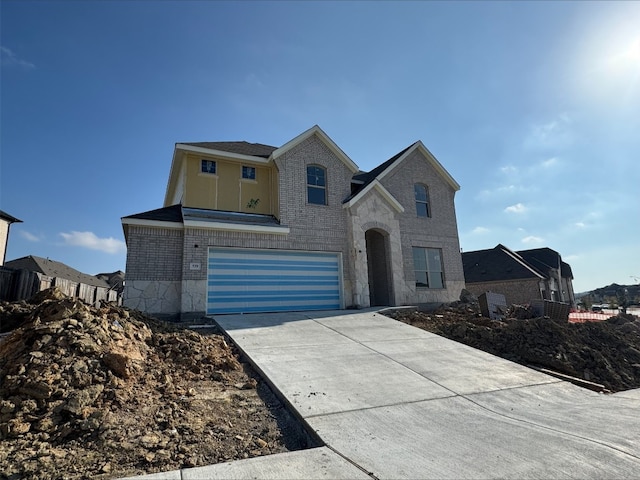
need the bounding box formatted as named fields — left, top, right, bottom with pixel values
left=377, top=141, right=460, bottom=191
left=271, top=125, right=359, bottom=173
left=348, top=141, right=460, bottom=202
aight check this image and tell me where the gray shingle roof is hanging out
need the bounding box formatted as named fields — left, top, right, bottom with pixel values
left=181, top=141, right=277, bottom=158
left=462, top=245, right=542, bottom=283
left=122, top=204, right=183, bottom=222
left=4, top=255, right=110, bottom=287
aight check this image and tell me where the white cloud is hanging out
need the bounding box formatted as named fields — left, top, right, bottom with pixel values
left=472, top=226, right=490, bottom=234
left=20, top=231, right=42, bottom=242
left=521, top=235, right=544, bottom=245
left=500, top=165, right=518, bottom=175
left=540, top=157, right=559, bottom=168
left=524, top=114, right=572, bottom=149
left=574, top=222, right=586, bottom=228
left=0, top=45, right=35, bottom=69
left=59, top=231, right=126, bottom=254
left=504, top=203, right=527, bottom=214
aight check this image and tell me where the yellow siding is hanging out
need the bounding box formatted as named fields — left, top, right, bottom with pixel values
left=181, top=155, right=277, bottom=215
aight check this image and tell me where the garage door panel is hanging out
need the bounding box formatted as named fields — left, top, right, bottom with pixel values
left=207, top=248, right=342, bottom=314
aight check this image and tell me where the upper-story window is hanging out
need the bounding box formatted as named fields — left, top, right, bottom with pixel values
left=201, top=159, right=217, bottom=174
left=414, top=184, right=430, bottom=217
left=242, top=166, right=256, bottom=180
left=307, top=165, right=327, bottom=205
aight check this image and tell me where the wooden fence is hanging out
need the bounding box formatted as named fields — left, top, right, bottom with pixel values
left=0, top=266, right=119, bottom=304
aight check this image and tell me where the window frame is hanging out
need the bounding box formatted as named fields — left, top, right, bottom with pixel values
left=412, top=247, right=445, bottom=289
left=201, top=159, right=217, bottom=175
left=414, top=184, right=430, bottom=218
left=242, top=165, right=256, bottom=180
left=306, top=164, right=327, bottom=205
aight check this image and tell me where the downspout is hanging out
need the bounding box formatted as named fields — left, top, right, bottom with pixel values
left=558, top=253, right=564, bottom=303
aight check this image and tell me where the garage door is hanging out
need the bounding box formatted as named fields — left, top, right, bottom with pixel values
left=207, top=248, right=342, bottom=314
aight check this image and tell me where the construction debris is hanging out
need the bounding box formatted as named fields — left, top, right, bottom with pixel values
left=0, top=288, right=307, bottom=479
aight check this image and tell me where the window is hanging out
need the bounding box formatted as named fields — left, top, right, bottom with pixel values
left=201, top=160, right=217, bottom=174
left=414, top=184, right=430, bottom=217
left=242, top=166, right=256, bottom=180
left=413, top=247, right=444, bottom=289
left=307, top=165, right=327, bottom=205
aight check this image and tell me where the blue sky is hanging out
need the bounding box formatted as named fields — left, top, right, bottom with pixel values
left=1, top=1, right=638, bottom=293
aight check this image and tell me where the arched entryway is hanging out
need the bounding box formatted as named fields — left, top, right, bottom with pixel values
left=365, top=229, right=392, bottom=306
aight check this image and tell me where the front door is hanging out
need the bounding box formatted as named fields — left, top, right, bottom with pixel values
left=365, top=229, right=391, bottom=306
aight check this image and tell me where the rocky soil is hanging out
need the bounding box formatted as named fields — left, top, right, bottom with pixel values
left=386, top=300, right=640, bottom=393
left=0, top=289, right=309, bottom=480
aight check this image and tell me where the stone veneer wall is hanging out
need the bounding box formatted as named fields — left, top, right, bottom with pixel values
left=123, top=225, right=184, bottom=317
left=347, top=192, right=404, bottom=307
left=378, top=149, right=465, bottom=303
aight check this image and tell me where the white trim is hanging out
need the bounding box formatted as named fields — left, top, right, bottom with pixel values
left=121, top=218, right=183, bottom=229
left=184, top=220, right=290, bottom=235
left=175, top=144, right=271, bottom=164
left=343, top=179, right=405, bottom=213
left=377, top=141, right=460, bottom=192
left=499, top=246, right=546, bottom=279
left=271, top=125, right=359, bottom=173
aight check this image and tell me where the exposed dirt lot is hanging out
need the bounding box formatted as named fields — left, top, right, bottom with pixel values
left=0, top=289, right=310, bottom=480
left=386, top=301, right=640, bottom=393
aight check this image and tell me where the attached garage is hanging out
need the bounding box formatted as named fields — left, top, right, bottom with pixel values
left=207, top=248, right=343, bottom=314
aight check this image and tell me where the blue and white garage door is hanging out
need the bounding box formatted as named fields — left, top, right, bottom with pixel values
left=207, top=248, right=343, bottom=314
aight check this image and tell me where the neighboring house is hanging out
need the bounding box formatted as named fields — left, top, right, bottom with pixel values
left=122, top=125, right=465, bottom=319
left=462, top=244, right=575, bottom=307
left=3, top=255, right=121, bottom=303
left=0, top=210, right=22, bottom=266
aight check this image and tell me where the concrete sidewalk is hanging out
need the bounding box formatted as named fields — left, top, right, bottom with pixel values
left=128, top=309, right=640, bottom=479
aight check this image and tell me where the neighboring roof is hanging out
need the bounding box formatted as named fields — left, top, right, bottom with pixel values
left=463, top=244, right=576, bottom=284
left=4, top=255, right=110, bottom=287
left=462, top=244, right=545, bottom=283
left=180, top=142, right=277, bottom=158
left=0, top=210, right=22, bottom=224
left=517, top=248, right=574, bottom=279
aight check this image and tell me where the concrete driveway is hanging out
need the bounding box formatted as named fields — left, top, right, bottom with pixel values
left=127, top=309, right=640, bottom=479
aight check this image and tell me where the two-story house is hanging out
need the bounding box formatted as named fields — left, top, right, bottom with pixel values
left=121, top=125, right=465, bottom=319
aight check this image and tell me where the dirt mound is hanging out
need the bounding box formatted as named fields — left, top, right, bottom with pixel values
left=388, top=304, right=640, bottom=392
left=0, top=288, right=307, bottom=479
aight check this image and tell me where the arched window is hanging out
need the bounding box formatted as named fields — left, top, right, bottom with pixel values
left=414, top=184, right=430, bottom=217
left=307, top=165, right=327, bottom=205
